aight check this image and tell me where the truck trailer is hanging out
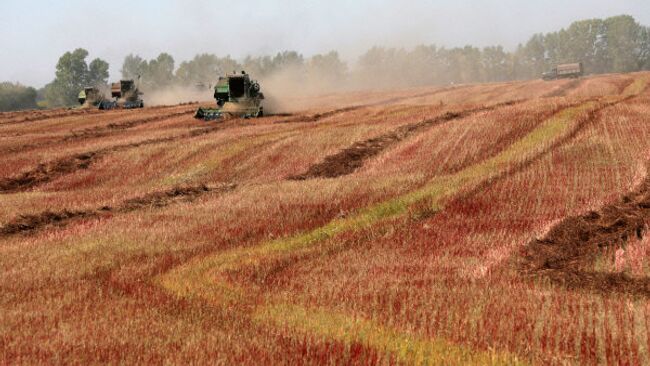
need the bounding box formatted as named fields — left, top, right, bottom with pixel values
left=542, top=63, right=584, bottom=81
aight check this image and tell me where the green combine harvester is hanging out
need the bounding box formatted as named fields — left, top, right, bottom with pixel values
left=99, top=80, right=144, bottom=110
left=195, top=71, right=264, bottom=121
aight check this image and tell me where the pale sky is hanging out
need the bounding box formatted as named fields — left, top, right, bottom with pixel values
left=1, top=0, right=649, bottom=87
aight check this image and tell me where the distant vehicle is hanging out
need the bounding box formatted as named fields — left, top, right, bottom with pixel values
left=99, top=79, right=144, bottom=110
left=77, top=87, right=105, bottom=107
left=542, top=63, right=584, bottom=81
left=195, top=71, right=264, bottom=121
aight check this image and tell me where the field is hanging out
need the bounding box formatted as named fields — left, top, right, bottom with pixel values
left=1, top=72, right=650, bottom=364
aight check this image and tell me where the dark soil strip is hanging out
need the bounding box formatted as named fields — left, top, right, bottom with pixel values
left=542, top=79, right=584, bottom=98
left=0, top=152, right=99, bottom=192
left=0, top=184, right=235, bottom=237
left=0, top=120, right=252, bottom=193
left=500, top=91, right=650, bottom=297
left=0, top=108, right=198, bottom=155
left=405, top=93, right=636, bottom=226
left=289, top=101, right=520, bottom=180
left=0, top=108, right=103, bottom=126
left=0, top=103, right=198, bottom=127
left=276, top=106, right=364, bottom=124
left=63, top=109, right=194, bottom=141
left=518, top=164, right=650, bottom=297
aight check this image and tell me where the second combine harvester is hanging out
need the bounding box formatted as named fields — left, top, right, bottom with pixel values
left=195, top=71, right=264, bottom=121
left=78, top=79, right=144, bottom=110
left=99, top=80, right=144, bottom=110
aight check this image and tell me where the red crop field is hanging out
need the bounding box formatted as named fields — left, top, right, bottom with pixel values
left=2, top=72, right=650, bottom=364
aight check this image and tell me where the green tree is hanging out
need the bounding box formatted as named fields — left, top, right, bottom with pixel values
left=144, top=53, right=175, bottom=90
left=605, top=15, right=640, bottom=73
left=242, top=55, right=274, bottom=78
left=121, top=54, right=146, bottom=80
left=481, top=46, right=509, bottom=82
left=88, top=59, right=110, bottom=86
left=44, top=48, right=110, bottom=107
left=0, top=82, right=37, bottom=112
left=176, top=54, right=241, bottom=86
left=306, top=51, right=347, bottom=89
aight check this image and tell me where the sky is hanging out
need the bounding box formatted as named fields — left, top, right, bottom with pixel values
left=1, top=0, right=649, bottom=87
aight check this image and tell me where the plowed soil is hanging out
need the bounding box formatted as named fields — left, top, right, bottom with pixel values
left=0, top=119, right=254, bottom=192
left=290, top=101, right=519, bottom=179
left=0, top=152, right=98, bottom=192
left=0, top=184, right=235, bottom=236
left=519, top=165, right=650, bottom=296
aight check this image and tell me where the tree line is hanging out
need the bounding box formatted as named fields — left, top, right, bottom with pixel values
left=2, top=14, right=649, bottom=111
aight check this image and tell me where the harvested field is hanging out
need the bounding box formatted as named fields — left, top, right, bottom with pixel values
left=2, top=72, right=650, bottom=365
left=0, top=184, right=234, bottom=236
left=519, top=159, right=650, bottom=296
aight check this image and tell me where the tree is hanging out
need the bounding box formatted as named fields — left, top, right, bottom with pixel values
left=605, top=15, right=642, bottom=73
left=88, top=59, right=109, bottom=86
left=639, top=26, right=650, bottom=70
left=481, top=46, right=509, bottom=82
left=176, top=54, right=241, bottom=86
left=121, top=54, right=146, bottom=80
left=242, top=55, right=275, bottom=78
left=144, top=53, right=175, bottom=90
left=306, top=51, right=347, bottom=90
left=122, top=53, right=176, bottom=91
left=44, top=48, right=110, bottom=107
left=0, top=82, right=37, bottom=112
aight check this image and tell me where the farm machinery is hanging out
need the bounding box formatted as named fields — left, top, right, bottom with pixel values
left=542, top=62, right=584, bottom=81
left=195, top=71, right=264, bottom=121
left=98, top=80, right=144, bottom=110
left=77, top=87, right=105, bottom=108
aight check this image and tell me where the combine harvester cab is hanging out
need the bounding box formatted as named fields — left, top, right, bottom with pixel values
left=195, top=71, right=264, bottom=121
left=99, top=80, right=144, bottom=110
left=77, top=87, right=105, bottom=108
left=542, top=62, right=584, bottom=81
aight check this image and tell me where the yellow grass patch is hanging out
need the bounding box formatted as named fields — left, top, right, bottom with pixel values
left=257, top=303, right=523, bottom=365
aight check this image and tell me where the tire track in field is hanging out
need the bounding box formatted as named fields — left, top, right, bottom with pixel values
left=0, top=107, right=198, bottom=154
left=275, top=85, right=465, bottom=124
left=0, top=95, right=494, bottom=192
left=158, top=92, right=632, bottom=364
left=0, top=108, right=103, bottom=126
left=0, top=183, right=235, bottom=237
left=417, top=76, right=649, bottom=209
left=63, top=108, right=196, bottom=141
left=0, top=119, right=253, bottom=193
left=289, top=100, right=521, bottom=180
left=502, top=80, right=650, bottom=297
left=0, top=103, right=198, bottom=127
left=542, top=78, right=584, bottom=98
